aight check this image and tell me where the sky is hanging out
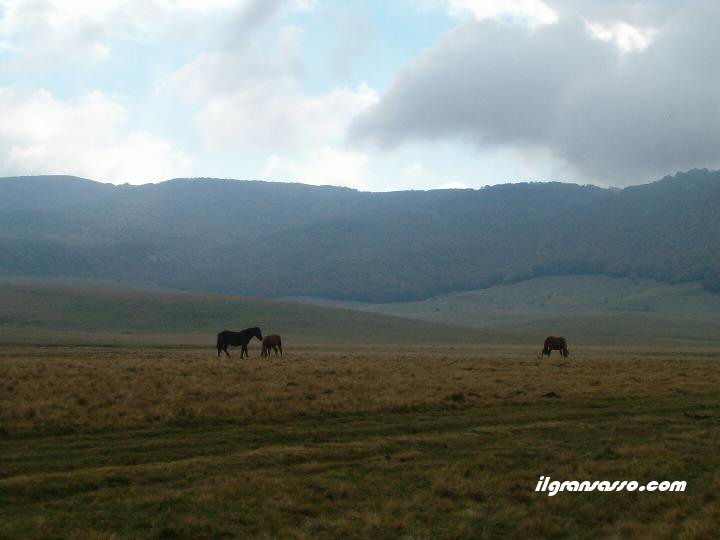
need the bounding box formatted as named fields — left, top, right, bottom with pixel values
left=0, top=0, right=718, bottom=191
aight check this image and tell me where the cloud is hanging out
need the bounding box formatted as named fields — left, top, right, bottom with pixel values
left=585, top=20, right=657, bottom=53
left=437, top=181, right=469, bottom=189
left=0, top=0, right=122, bottom=68
left=448, top=0, right=559, bottom=27
left=2, top=0, right=371, bottom=188
left=165, top=20, right=378, bottom=153
left=0, top=0, right=299, bottom=71
left=263, top=146, right=370, bottom=189
left=404, top=162, right=427, bottom=178
left=0, top=87, right=190, bottom=183
left=162, top=9, right=379, bottom=189
left=352, top=2, right=720, bottom=185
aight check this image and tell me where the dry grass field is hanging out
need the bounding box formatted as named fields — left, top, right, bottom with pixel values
left=2, top=344, right=720, bottom=538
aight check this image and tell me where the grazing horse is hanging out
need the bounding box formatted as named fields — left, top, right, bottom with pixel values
left=261, top=334, right=283, bottom=357
left=217, top=327, right=263, bottom=358
left=542, top=336, right=569, bottom=358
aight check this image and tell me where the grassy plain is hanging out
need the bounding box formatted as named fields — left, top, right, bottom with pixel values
left=2, top=345, right=720, bottom=538
left=0, top=281, right=502, bottom=347
left=287, top=275, right=720, bottom=345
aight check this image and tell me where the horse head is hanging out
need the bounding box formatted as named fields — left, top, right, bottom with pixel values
left=254, top=327, right=263, bottom=341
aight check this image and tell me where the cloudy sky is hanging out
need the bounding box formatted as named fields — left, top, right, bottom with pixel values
left=0, top=0, right=718, bottom=190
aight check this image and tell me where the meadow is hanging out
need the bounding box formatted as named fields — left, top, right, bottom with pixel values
left=2, top=344, right=720, bottom=538
left=288, top=275, right=720, bottom=346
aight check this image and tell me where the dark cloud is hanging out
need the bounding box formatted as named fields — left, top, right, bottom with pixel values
left=231, top=0, right=289, bottom=32
left=350, top=2, right=720, bottom=185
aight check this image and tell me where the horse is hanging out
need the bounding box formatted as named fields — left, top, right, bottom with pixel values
left=217, top=327, right=263, bottom=358
left=261, top=334, right=283, bottom=358
left=541, top=336, right=569, bottom=358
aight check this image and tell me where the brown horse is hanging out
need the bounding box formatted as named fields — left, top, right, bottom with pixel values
left=261, top=334, right=283, bottom=357
left=542, top=336, right=569, bottom=358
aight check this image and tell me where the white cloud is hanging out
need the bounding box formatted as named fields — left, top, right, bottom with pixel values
left=0, top=0, right=120, bottom=67
left=164, top=22, right=379, bottom=154
left=0, top=0, right=299, bottom=70
left=2, top=0, right=375, bottom=187
left=193, top=80, right=378, bottom=152
left=448, top=0, right=559, bottom=26
left=0, top=40, right=21, bottom=52
left=404, top=161, right=427, bottom=177
left=0, top=87, right=191, bottom=183
left=437, top=181, right=468, bottom=189
left=291, top=0, right=317, bottom=11
left=263, top=147, right=370, bottom=189
left=155, top=0, right=241, bottom=13
left=586, top=20, right=657, bottom=53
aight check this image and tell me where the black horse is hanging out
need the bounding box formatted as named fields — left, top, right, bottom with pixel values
left=217, top=327, right=263, bottom=358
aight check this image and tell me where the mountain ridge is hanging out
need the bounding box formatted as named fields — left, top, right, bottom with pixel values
left=2, top=169, right=720, bottom=301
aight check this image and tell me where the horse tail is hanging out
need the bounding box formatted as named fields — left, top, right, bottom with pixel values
left=278, top=337, right=283, bottom=356
left=216, top=332, right=224, bottom=355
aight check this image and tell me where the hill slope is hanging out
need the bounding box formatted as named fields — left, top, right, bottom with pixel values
left=0, top=280, right=496, bottom=346
left=287, top=275, right=720, bottom=345
left=2, top=169, right=720, bottom=301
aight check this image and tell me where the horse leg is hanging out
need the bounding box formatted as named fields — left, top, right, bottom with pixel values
left=224, top=345, right=230, bottom=358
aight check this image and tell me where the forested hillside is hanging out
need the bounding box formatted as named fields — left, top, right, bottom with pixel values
left=2, top=169, right=720, bottom=301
